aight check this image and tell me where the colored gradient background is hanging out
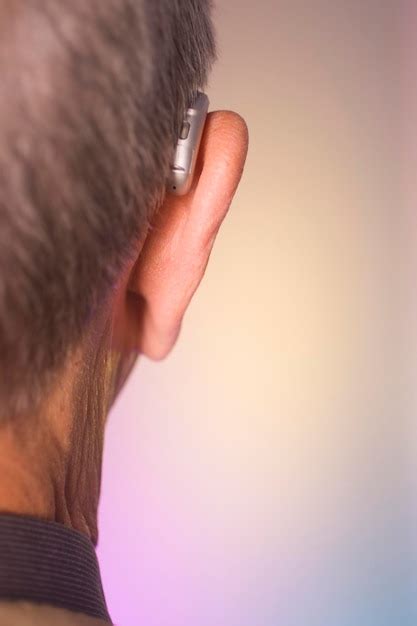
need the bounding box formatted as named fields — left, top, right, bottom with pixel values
left=98, top=2, right=414, bottom=625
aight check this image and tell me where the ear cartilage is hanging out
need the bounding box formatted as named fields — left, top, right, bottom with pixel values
left=168, top=92, right=209, bottom=196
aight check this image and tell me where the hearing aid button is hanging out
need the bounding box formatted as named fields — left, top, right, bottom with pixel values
left=180, top=122, right=191, bottom=140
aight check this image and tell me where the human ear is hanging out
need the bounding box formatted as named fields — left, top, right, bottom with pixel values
left=123, top=111, right=249, bottom=360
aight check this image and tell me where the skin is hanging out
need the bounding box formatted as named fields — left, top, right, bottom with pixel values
left=0, top=111, right=248, bottom=544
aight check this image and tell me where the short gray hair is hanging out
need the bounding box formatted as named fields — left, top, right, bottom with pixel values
left=0, top=0, right=215, bottom=416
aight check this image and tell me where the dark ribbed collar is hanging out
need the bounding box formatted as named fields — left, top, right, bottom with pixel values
left=0, top=513, right=111, bottom=623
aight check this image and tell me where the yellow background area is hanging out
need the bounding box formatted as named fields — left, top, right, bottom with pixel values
left=99, top=3, right=411, bottom=625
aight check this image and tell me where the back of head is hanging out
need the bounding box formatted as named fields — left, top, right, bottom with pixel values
left=0, top=0, right=215, bottom=417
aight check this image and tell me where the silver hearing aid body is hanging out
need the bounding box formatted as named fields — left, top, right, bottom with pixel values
left=168, top=92, right=209, bottom=196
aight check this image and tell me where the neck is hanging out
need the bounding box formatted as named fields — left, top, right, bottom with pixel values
left=0, top=421, right=57, bottom=523
left=0, top=406, right=104, bottom=544
left=0, top=334, right=117, bottom=544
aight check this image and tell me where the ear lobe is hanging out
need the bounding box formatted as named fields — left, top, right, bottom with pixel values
left=127, top=111, right=249, bottom=361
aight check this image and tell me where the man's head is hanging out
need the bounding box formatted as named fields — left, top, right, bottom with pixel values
left=0, top=0, right=247, bottom=538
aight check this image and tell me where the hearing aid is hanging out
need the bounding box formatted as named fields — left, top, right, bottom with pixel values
left=168, top=92, right=209, bottom=196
